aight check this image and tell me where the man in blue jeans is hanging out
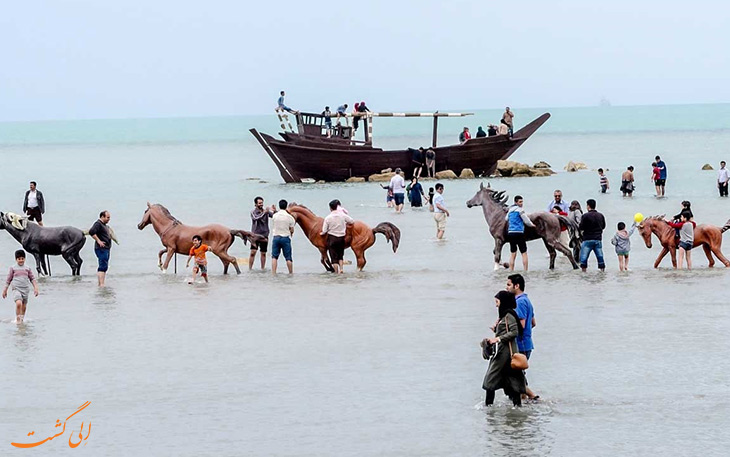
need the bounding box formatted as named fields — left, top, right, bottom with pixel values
left=578, top=199, right=606, bottom=271
left=89, top=210, right=112, bottom=287
left=270, top=199, right=295, bottom=275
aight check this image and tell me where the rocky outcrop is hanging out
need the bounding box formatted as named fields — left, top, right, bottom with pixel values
left=368, top=172, right=395, bottom=182
left=533, top=161, right=551, bottom=169
left=435, top=170, right=458, bottom=179
left=346, top=177, right=366, bottom=183
left=380, top=168, right=392, bottom=173
left=496, top=160, right=555, bottom=178
left=702, top=163, right=714, bottom=170
left=459, top=168, right=476, bottom=179
left=564, top=161, right=588, bottom=172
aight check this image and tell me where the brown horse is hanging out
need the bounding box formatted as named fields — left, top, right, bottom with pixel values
left=137, top=202, right=259, bottom=274
left=638, top=215, right=730, bottom=268
left=287, top=204, right=401, bottom=271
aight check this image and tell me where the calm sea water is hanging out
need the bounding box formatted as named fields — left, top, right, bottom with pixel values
left=1, top=104, right=730, bottom=456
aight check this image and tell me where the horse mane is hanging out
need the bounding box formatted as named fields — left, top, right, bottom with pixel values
left=488, top=189, right=509, bottom=209
left=154, top=204, right=182, bottom=225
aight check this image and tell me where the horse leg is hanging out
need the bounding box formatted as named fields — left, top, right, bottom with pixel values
left=158, top=248, right=167, bottom=270
left=493, top=238, right=507, bottom=270
left=543, top=239, right=557, bottom=270
left=74, top=251, right=83, bottom=275
left=214, top=250, right=239, bottom=275
left=710, top=244, right=730, bottom=267
left=31, top=252, right=44, bottom=276
left=161, top=248, right=175, bottom=273
left=61, top=251, right=76, bottom=275
left=703, top=244, right=715, bottom=268
left=320, top=248, right=334, bottom=272
left=670, top=247, right=678, bottom=269
left=352, top=246, right=367, bottom=271
left=552, top=237, right=579, bottom=269
left=654, top=247, right=669, bottom=269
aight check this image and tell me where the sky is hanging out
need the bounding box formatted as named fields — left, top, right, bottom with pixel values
left=1, top=0, right=728, bottom=121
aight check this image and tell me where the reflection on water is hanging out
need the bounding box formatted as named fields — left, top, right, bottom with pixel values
left=479, top=401, right=555, bottom=457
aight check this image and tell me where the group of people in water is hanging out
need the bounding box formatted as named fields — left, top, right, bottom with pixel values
left=459, top=107, right=515, bottom=144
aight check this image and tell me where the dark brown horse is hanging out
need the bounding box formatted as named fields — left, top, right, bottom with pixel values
left=466, top=182, right=579, bottom=270
left=137, top=202, right=259, bottom=274
left=287, top=204, right=400, bottom=271
left=638, top=215, right=730, bottom=268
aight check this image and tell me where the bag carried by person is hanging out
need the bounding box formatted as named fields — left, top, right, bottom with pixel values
left=504, top=318, right=529, bottom=370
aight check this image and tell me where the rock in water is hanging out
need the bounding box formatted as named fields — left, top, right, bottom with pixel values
left=528, top=168, right=555, bottom=177
left=459, top=168, right=475, bottom=179
left=533, top=161, right=551, bottom=169
left=368, top=172, right=395, bottom=182
left=497, top=160, right=518, bottom=176
left=565, top=161, right=588, bottom=172
left=380, top=168, right=393, bottom=173
left=702, top=164, right=714, bottom=170
left=346, top=177, right=366, bottom=183
left=435, top=170, right=458, bottom=179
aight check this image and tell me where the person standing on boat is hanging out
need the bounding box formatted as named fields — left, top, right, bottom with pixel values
left=425, top=148, right=436, bottom=178
left=502, top=107, right=514, bottom=136
left=498, top=120, right=510, bottom=136
left=476, top=126, right=487, bottom=138
left=355, top=101, right=370, bottom=139
left=277, top=91, right=296, bottom=114
left=459, top=127, right=471, bottom=144
left=322, top=106, right=333, bottom=138
left=410, top=147, right=425, bottom=179
left=336, top=104, right=349, bottom=126
left=390, top=168, right=407, bottom=214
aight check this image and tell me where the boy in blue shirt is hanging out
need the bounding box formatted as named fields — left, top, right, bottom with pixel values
left=507, top=273, right=539, bottom=400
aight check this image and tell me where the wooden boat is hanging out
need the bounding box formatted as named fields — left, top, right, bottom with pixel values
left=250, top=110, right=550, bottom=183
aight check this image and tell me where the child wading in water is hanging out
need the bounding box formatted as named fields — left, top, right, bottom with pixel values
left=2, top=250, right=39, bottom=324
left=186, top=235, right=210, bottom=284
left=610, top=222, right=636, bottom=271
left=598, top=168, right=609, bottom=193
left=667, top=211, right=695, bottom=270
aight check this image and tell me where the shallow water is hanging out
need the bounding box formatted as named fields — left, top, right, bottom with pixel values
left=1, top=106, right=730, bottom=455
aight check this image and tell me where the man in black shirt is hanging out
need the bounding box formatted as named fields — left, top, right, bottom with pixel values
left=89, top=210, right=112, bottom=286
left=578, top=199, right=606, bottom=272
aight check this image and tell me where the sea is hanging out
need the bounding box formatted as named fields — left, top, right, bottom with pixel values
left=1, top=104, right=729, bottom=456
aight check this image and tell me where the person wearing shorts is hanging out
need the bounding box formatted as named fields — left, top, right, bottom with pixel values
left=389, top=168, right=406, bottom=213
left=3, top=249, right=39, bottom=324
left=89, top=211, right=112, bottom=287
left=271, top=199, right=296, bottom=275
left=432, top=183, right=449, bottom=239
left=186, top=235, right=210, bottom=283
left=321, top=199, right=354, bottom=274
left=505, top=195, right=536, bottom=271
left=250, top=196, right=275, bottom=270
left=23, top=181, right=45, bottom=226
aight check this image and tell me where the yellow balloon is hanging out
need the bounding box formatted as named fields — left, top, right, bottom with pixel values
left=634, top=212, right=644, bottom=223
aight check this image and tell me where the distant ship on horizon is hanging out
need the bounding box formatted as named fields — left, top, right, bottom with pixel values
left=599, top=97, right=612, bottom=107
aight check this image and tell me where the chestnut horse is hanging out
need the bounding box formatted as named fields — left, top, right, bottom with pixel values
left=287, top=204, right=401, bottom=271
left=137, top=202, right=259, bottom=274
left=638, top=215, right=730, bottom=268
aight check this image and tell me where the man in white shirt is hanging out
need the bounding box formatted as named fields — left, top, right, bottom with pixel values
left=270, top=199, right=296, bottom=275
left=389, top=168, right=406, bottom=213
left=23, top=181, right=45, bottom=226
left=432, top=183, right=450, bottom=239
left=321, top=199, right=355, bottom=274
left=718, top=161, right=729, bottom=197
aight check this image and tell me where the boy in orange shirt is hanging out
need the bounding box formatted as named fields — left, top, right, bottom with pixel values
left=186, top=235, right=210, bottom=284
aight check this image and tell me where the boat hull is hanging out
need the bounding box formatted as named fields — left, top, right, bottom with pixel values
left=251, top=113, right=550, bottom=183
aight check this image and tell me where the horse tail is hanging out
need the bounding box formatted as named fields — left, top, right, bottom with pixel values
left=722, top=219, right=730, bottom=233
left=230, top=229, right=258, bottom=246
left=556, top=214, right=579, bottom=244
left=372, top=222, right=401, bottom=253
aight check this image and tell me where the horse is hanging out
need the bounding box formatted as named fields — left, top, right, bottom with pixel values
left=137, top=202, right=260, bottom=274
left=0, top=211, right=86, bottom=276
left=287, top=204, right=400, bottom=271
left=466, top=182, right=579, bottom=270
left=637, top=215, right=730, bottom=268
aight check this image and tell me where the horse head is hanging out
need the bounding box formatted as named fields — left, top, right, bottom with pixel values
left=137, top=202, right=152, bottom=230
left=638, top=215, right=666, bottom=249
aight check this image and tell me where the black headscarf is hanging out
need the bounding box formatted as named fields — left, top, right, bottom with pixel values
left=494, top=290, right=523, bottom=336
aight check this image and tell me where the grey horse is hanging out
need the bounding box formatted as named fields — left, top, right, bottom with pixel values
left=466, top=183, right=579, bottom=270
left=0, top=212, right=86, bottom=275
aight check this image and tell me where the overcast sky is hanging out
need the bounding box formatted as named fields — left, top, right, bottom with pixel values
left=1, top=0, right=727, bottom=121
